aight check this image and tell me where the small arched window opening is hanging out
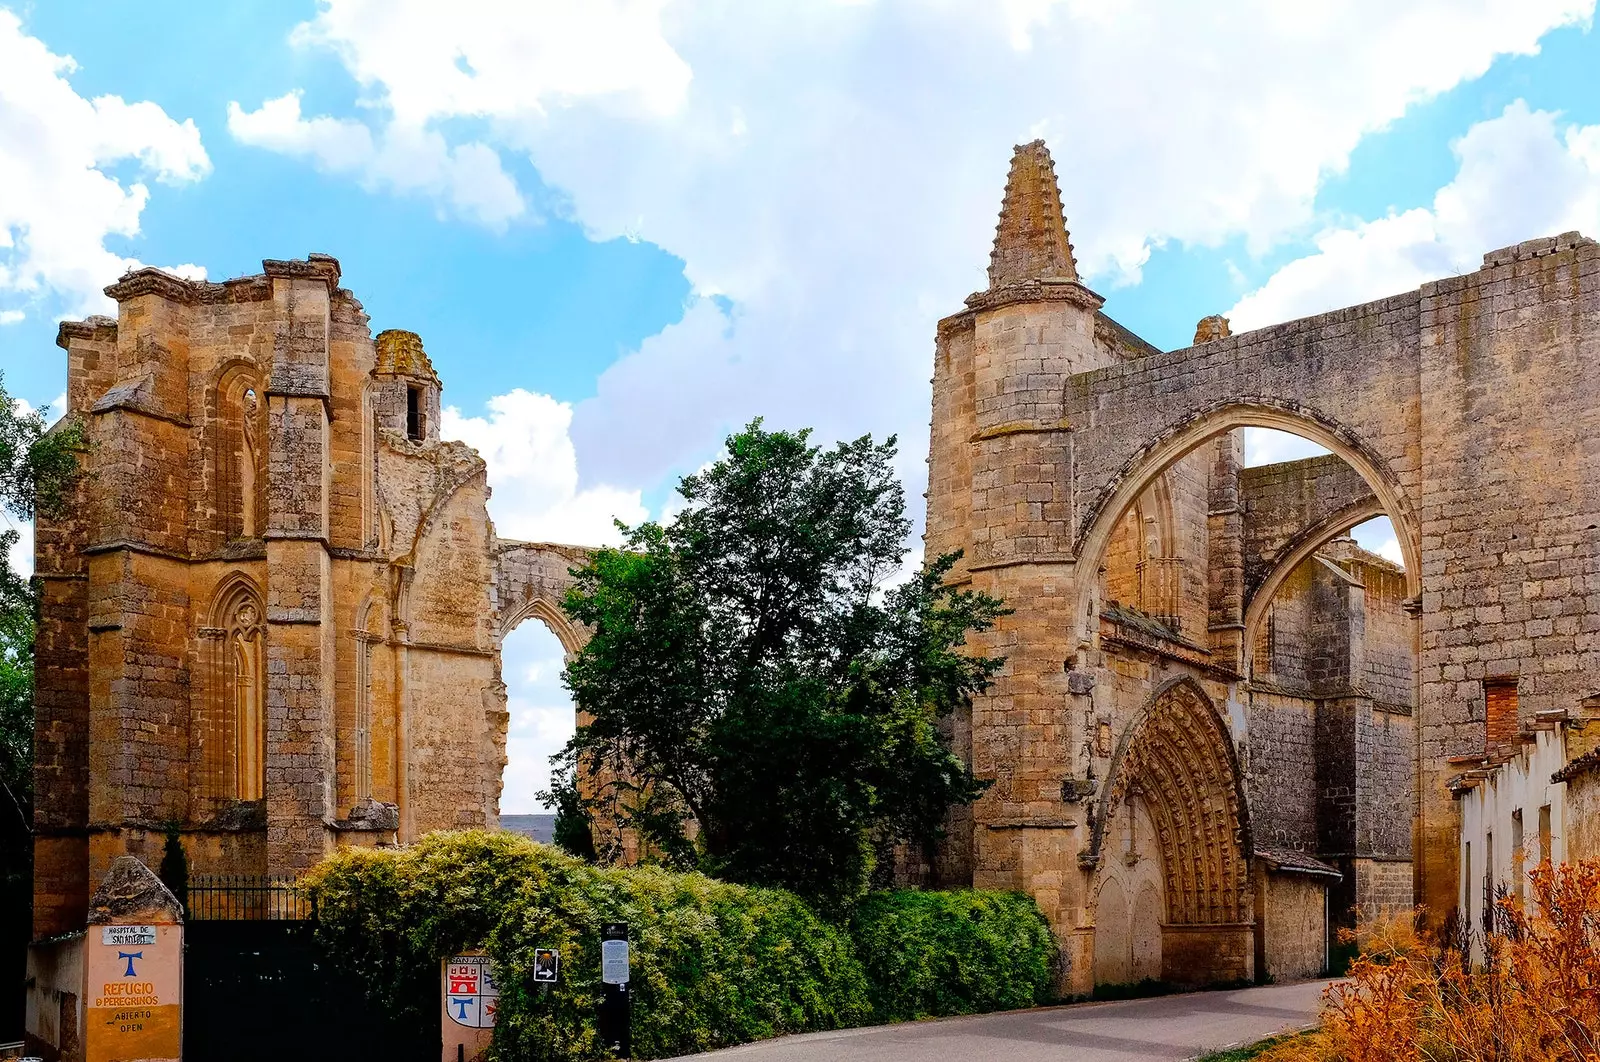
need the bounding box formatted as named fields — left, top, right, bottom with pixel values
left=406, top=385, right=424, bottom=442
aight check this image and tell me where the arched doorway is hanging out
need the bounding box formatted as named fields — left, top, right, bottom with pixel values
left=1088, top=678, right=1253, bottom=986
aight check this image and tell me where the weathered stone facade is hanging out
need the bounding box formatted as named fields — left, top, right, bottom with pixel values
left=919, top=139, right=1600, bottom=992
left=31, top=258, right=586, bottom=937
left=31, top=139, right=1600, bottom=1000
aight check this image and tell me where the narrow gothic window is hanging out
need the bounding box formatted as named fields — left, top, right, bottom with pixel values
left=355, top=617, right=374, bottom=803
left=406, top=385, right=423, bottom=441
left=231, top=598, right=265, bottom=800
left=214, top=368, right=263, bottom=541
left=240, top=387, right=259, bottom=536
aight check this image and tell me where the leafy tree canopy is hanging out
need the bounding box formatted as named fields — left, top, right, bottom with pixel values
left=547, top=421, right=1006, bottom=907
left=1, top=372, right=84, bottom=853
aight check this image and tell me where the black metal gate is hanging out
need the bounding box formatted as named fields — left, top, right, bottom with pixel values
left=183, top=876, right=434, bottom=1062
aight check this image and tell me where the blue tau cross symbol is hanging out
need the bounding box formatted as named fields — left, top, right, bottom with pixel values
left=119, top=951, right=143, bottom=977
left=450, top=997, right=473, bottom=1021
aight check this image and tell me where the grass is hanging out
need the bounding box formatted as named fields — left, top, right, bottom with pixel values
left=1194, top=1030, right=1316, bottom=1062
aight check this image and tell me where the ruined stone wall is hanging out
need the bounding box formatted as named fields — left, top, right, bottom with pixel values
left=1359, top=706, right=1414, bottom=859
left=925, top=139, right=1600, bottom=988
left=1254, top=560, right=1319, bottom=690
left=1357, top=558, right=1414, bottom=709
left=31, top=258, right=587, bottom=937
left=1414, top=234, right=1600, bottom=912
left=1352, top=857, right=1415, bottom=926
left=1245, top=689, right=1320, bottom=852
left=1099, top=450, right=1210, bottom=637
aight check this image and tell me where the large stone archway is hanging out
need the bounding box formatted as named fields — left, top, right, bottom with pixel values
left=1070, top=402, right=1421, bottom=652
left=921, top=139, right=1600, bottom=992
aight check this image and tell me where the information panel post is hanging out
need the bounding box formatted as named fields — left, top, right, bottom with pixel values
left=597, top=922, right=631, bottom=1058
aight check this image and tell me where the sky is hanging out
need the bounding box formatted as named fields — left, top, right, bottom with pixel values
left=4, top=0, right=1600, bottom=810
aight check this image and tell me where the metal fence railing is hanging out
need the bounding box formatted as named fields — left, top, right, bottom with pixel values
left=186, top=875, right=312, bottom=921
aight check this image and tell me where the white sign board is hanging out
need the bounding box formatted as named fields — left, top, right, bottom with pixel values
left=444, top=954, right=499, bottom=1029
left=532, top=948, right=559, bottom=983
left=101, top=925, right=157, bottom=947
left=601, top=939, right=630, bottom=985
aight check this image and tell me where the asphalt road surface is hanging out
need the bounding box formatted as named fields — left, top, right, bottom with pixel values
left=668, top=980, right=1330, bottom=1061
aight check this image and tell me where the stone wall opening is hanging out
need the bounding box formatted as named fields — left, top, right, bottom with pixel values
left=1089, top=678, right=1253, bottom=986
left=1085, top=419, right=1418, bottom=983
left=498, top=613, right=578, bottom=815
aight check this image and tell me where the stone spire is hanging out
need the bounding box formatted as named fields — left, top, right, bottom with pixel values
left=987, top=139, right=1079, bottom=289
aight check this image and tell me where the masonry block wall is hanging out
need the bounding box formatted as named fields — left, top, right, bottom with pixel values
left=32, top=258, right=590, bottom=937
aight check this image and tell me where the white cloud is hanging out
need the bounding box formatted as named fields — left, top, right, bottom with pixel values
left=1230, top=101, right=1600, bottom=328
left=0, top=310, right=23, bottom=325
left=0, top=10, right=210, bottom=315
left=3, top=518, right=31, bottom=578
left=1351, top=516, right=1405, bottom=567
left=441, top=388, right=648, bottom=545
left=290, top=0, right=692, bottom=122
left=249, top=0, right=1593, bottom=515
left=227, top=92, right=526, bottom=228
left=1244, top=428, right=1329, bottom=467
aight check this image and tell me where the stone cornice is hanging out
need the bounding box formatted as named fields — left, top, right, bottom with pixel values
left=263, top=253, right=342, bottom=288
left=104, top=268, right=196, bottom=304
left=195, top=275, right=273, bottom=304
left=970, top=419, right=1071, bottom=442
left=56, top=315, right=118, bottom=349
left=84, top=539, right=190, bottom=561
left=967, top=553, right=1076, bottom=572
left=964, top=277, right=1104, bottom=314
left=407, top=639, right=495, bottom=658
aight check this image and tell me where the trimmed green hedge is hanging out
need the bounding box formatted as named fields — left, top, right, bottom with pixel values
left=304, top=830, right=1056, bottom=1060
left=851, top=889, right=1056, bottom=1021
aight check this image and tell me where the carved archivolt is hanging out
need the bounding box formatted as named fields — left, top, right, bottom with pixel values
left=1096, top=679, right=1250, bottom=925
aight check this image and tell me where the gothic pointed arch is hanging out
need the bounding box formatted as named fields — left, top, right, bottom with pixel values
left=501, top=595, right=585, bottom=658
left=352, top=591, right=388, bottom=803
left=1087, top=678, right=1251, bottom=925
left=199, top=572, right=266, bottom=803
left=1100, top=469, right=1181, bottom=629
left=209, top=360, right=265, bottom=542
left=1071, top=401, right=1421, bottom=647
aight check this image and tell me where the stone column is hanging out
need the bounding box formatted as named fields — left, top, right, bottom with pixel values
left=262, top=256, right=341, bottom=874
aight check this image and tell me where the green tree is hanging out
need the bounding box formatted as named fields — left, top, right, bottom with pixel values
left=546, top=421, right=1006, bottom=907
left=1, top=371, right=85, bottom=948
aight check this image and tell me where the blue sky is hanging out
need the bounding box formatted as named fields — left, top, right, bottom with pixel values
left=5, top=1, right=1600, bottom=809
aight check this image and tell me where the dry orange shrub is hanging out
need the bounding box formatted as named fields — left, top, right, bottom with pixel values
left=1259, top=859, right=1600, bottom=1062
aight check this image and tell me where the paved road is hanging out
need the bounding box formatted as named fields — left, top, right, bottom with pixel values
left=668, top=980, right=1330, bottom=1061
